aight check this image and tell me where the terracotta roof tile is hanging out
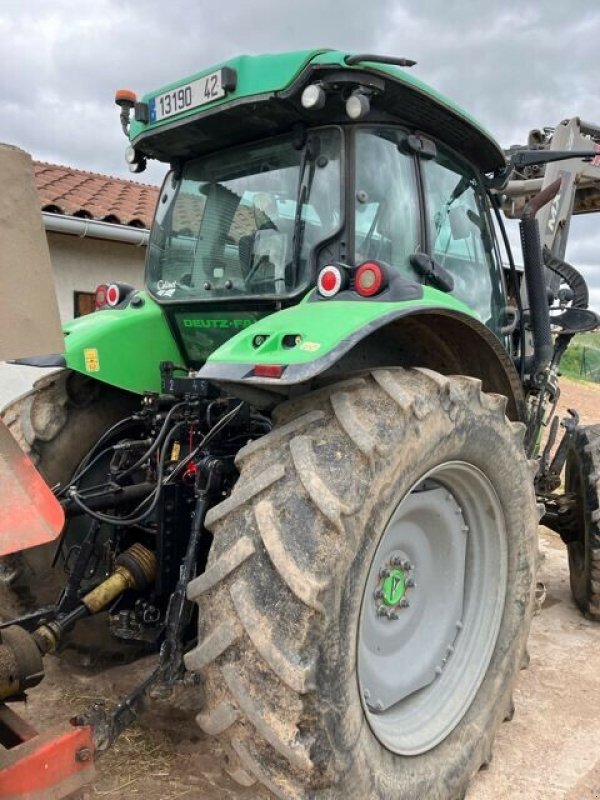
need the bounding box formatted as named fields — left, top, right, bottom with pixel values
left=33, top=162, right=159, bottom=228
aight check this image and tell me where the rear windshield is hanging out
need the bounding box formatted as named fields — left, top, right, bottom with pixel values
left=147, top=129, right=342, bottom=302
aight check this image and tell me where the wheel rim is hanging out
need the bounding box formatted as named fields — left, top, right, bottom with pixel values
left=357, top=461, right=508, bottom=755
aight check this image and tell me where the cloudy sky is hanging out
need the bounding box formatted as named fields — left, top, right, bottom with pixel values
left=1, top=0, right=599, bottom=310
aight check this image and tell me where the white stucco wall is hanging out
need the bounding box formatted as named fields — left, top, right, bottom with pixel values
left=47, top=231, right=146, bottom=322
left=0, top=230, right=148, bottom=411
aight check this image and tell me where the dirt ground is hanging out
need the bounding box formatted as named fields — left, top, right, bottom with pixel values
left=6, top=377, right=600, bottom=800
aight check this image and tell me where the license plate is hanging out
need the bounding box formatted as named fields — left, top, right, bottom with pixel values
left=149, top=69, right=229, bottom=123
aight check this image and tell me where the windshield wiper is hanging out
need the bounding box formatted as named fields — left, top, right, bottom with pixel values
left=291, top=139, right=318, bottom=286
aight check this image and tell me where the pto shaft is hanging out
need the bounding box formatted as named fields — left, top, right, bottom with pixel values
left=0, top=543, right=156, bottom=699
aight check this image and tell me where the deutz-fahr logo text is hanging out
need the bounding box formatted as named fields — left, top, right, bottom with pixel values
left=182, top=318, right=253, bottom=330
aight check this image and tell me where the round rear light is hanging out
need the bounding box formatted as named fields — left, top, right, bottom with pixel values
left=106, top=283, right=120, bottom=307
left=355, top=262, right=387, bottom=297
left=317, top=265, right=347, bottom=298
left=94, top=284, right=108, bottom=309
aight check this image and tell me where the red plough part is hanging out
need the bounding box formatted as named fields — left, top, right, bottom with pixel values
left=0, top=420, right=64, bottom=557
left=0, top=703, right=95, bottom=800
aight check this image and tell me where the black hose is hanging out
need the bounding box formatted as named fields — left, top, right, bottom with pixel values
left=56, top=415, right=137, bottom=497
left=543, top=250, right=589, bottom=309
left=519, top=178, right=562, bottom=380
left=519, top=217, right=554, bottom=379
left=117, top=402, right=186, bottom=481
left=70, top=422, right=185, bottom=526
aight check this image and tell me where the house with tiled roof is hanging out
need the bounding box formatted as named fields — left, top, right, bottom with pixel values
left=33, top=162, right=160, bottom=320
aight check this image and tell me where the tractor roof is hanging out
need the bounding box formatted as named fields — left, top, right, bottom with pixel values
left=129, top=49, right=505, bottom=174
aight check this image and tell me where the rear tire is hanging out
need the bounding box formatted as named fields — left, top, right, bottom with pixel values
left=0, top=369, right=139, bottom=663
left=186, top=369, right=538, bottom=799
left=565, top=423, right=600, bottom=621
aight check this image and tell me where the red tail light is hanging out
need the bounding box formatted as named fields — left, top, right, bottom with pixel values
left=317, top=265, right=347, bottom=298
left=94, top=284, right=108, bottom=309
left=106, top=283, right=121, bottom=307
left=254, top=364, right=284, bottom=378
left=355, top=261, right=387, bottom=297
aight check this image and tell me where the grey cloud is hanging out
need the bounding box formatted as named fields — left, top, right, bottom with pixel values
left=1, top=0, right=599, bottom=308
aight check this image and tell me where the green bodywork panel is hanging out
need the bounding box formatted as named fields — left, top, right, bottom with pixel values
left=205, top=288, right=475, bottom=368
left=62, top=294, right=182, bottom=394
left=172, top=309, right=268, bottom=366
left=130, top=49, right=504, bottom=171
left=130, top=49, right=326, bottom=139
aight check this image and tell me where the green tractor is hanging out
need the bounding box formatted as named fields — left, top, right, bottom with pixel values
left=1, top=49, right=599, bottom=799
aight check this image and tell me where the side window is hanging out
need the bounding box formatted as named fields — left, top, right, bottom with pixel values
left=354, top=129, right=421, bottom=279
left=421, top=149, right=506, bottom=334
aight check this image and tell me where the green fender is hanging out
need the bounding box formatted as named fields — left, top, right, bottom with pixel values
left=198, top=289, right=525, bottom=420
left=61, top=293, right=182, bottom=395
left=199, top=287, right=474, bottom=381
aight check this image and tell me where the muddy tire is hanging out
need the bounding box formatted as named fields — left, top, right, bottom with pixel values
left=186, top=369, right=538, bottom=799
left=566, top=423, right=600, bottom=621
left=0, top=369, right=139, bottom=663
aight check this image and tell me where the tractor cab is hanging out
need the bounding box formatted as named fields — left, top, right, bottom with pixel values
left=147, top=123, right=506, bottom=336
left=119, top=50, right=511, bottom=365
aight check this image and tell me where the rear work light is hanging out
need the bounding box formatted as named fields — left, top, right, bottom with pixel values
left=317, top=264, right=348, bottom=298
left=355, top=261, right=387, bottom=297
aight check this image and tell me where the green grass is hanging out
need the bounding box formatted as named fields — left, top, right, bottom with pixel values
left=560, top=332, right=600, bottom=382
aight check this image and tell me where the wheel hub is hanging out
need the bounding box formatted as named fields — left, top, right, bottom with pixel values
left=375, top=552, right=415, bottom=619
left=357, top=462, right=508, bottom=756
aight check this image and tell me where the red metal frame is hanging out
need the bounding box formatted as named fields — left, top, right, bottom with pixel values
left=0, top=420, right=64, bottom=557
left=0, top=703, right=95, bottom=800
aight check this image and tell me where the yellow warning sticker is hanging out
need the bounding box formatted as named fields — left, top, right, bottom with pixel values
left=299, top=341, right=321, bottom=352
left=84, top=348, right=100, bottom=372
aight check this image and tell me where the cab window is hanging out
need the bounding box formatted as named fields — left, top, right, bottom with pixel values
left=354, top=129, right=421, bottom=279
left=421, top=147, right=505, bottom=334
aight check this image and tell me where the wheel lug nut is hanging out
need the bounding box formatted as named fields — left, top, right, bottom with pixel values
left=376, top=605, right=388, bottom=617
left=373, top=588, right=383, bottom=600
left=379, top=567, right=391, bottom=578
left=401, top=560, right=413, bottom=571
left=399, top=597, right=410, bottom=608
left=406, top=577, right=415, bottom=588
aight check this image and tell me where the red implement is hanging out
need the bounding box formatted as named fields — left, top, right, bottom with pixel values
left=0, top=703, right=95, bottom=800
left=0, top=419, right=64, bottom=556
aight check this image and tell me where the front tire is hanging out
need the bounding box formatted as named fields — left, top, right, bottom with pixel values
left=566, top=423, right=600, bottom=621
left=186, top=369, right=537, bottom=799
